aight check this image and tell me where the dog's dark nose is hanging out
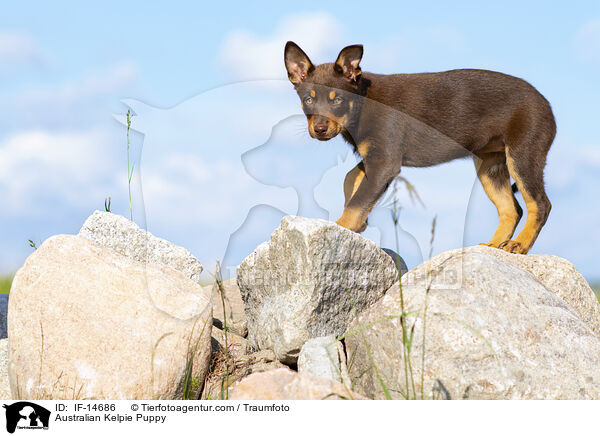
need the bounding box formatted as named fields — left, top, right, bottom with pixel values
left=314, top=123, right=328, bottom=134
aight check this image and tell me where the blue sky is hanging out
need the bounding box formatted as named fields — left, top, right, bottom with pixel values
left=1, top=2, right=599, bottom=281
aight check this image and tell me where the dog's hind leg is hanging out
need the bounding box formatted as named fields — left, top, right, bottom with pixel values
left=502, top=118, right=554, bottom=254
left=474, top=152, right=523, bottom=248
left=503, top=149, right=552, bottom=254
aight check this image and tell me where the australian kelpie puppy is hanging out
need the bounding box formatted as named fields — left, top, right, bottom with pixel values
left=284, top=41, right=555, bottom=254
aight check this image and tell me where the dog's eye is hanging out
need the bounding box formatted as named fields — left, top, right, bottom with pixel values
left=303, top=96, right=314, bottom=105
left=333, top=96, right=344, bottom=105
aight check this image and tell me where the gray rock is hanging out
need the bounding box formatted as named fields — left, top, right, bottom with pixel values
left=237, top=216, right=398, bottom=364
left=79, top=211, right=203, bottom=282
left=9, top=235, right=212, bottom=400
left=211, top=326, right=248, bottom=355
left=0, top=294, right=7, bottom=339
left=443, top=245, right=600, bottom=337
left=345, top=249, right=600, bottom=399
left=298, top=336, right=348, bottom=385
left=202, top=330, right=285, bottom=400
left=228, top=368, right=367, bottom=400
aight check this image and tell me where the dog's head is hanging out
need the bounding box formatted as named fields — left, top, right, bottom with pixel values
left=284, top=41, right=365, bottom=141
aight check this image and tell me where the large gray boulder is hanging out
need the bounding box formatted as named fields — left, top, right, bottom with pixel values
left=345, top=247, right=600, bottom=399
left=8, top=235, right=212, bottom=400
left=438, top=245, right=600, bottom=337
left=237, top=216, right=399, bottom=364
left=79, top=211, right=203, bottom=282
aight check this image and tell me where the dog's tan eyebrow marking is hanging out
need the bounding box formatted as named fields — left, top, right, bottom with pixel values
left=329, top=91, right=336, bottom=100
left=349, top=101, right=354, bottom=109
left=310, top=89, right=316, bottom=98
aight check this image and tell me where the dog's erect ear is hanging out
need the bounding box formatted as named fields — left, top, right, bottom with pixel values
left=334, top=44, right=363, bottom=83
left=284, top=41, right=314, bottom=85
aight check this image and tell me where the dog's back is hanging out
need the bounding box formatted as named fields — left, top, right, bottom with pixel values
left=360, top=69, right=556, bottom=166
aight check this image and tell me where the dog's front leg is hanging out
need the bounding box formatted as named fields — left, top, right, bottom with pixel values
left=336, top=155, right=401, bottom=232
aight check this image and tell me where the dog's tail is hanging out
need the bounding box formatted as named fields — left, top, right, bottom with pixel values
left=511, top=183, right=518, bottom=193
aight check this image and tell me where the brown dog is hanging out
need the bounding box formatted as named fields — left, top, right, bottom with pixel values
left=284, top=41, right=555, bottom=254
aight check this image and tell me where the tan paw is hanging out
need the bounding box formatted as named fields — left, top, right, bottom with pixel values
left=335, top=217, right=367, bottom=233
left=336, top=208, right=367, bottom=233
left=499, top=240, right=529, bottom=254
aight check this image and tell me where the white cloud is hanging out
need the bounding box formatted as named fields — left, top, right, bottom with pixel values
left=218, top=14, right=468, bottom=80
left=219, top=12, right=344, bottom=81
left=0, top=31, right=46, bottom=67
left=574, top=19, right=600, bottom=64
left=0, top=129, right=118, bottom=216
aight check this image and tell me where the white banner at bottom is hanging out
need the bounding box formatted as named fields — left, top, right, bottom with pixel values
left=0, top=399, right=596, bottom=435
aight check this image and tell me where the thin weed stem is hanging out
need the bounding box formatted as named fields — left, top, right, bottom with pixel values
left=214, top=261, right=230, bottom=400
left=420, top=215, right=437, bottom=399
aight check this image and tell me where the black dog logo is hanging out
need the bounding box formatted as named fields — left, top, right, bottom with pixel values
left=3, top=402, right=50, bottom=433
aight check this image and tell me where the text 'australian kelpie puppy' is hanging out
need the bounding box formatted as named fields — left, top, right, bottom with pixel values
left=284, top=41, right=556, bottom=254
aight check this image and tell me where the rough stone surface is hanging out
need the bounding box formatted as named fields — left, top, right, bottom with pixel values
left=0, top=339, right=10, bottom=400
left=211, top=278, right=248, bottom=337
left=202, top=330, right=285, bottom=400
left=8, top=235, right=212, bottom=400
left=79, top=211, right=203, bottom=282
left=440, top=245, right=600, bottom=337
left=228, top=368, right=366, bottom=400
left=0, top=294, right=7, bottom=339
left=211, top=327, right=248, bottom=354
left=237, top=216, right=398, bottom=363
left=346, top=249, right=600, bottom=399
left=298, top=336, right=347, bottom=385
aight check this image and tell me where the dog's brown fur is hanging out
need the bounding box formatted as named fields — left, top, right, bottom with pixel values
left=284, top=42, right=556, bottom=254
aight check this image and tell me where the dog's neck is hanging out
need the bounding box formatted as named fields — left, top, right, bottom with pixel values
left=340, top=76, right=371, bottom=147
